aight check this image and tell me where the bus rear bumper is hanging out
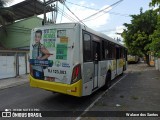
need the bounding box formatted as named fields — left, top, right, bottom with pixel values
left=29, top=75, right=82, bottom=97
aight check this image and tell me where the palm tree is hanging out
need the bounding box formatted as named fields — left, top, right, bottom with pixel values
left=0, top=0, right=14, bottom=34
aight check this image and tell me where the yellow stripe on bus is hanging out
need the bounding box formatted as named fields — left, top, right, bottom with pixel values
left=29, top=75, right=82, bottom=97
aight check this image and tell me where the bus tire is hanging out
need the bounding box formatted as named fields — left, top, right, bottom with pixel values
left=101, top=71, right=111, bottom=90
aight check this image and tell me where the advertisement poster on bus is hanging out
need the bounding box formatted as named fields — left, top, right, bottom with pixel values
left=30, top=28, right=72, bottom=83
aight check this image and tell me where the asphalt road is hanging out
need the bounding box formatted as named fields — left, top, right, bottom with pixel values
left=0, top=70, right=126, bottom=120
left=0, top=81, right=102, bottom=111
left=1, top=62, right=159, bottom=120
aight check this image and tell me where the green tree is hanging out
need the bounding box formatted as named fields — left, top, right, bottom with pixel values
left=150, top=0, right=160, bottom=6
left=148, top=0, right=160, bottom=57
left=0, top=0, right=14, bottom=34
left=122, top=8, right=157, bottom=65
left=147, top=16, right=160, bottom=57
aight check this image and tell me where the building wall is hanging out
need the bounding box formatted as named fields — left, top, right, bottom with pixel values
left=0, top=16, right=42, bottom=48
left=155, top=58, right=160, bottom=71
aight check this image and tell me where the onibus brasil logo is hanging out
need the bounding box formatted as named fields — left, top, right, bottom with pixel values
left=2, top=109, right=42, bottom=118
left=2, top=109, right=11, bottom=117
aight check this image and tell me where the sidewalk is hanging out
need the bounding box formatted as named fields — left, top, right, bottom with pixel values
left=80, top=63, right=160, bottom=119
left=0, top=74, right=29, bottom=90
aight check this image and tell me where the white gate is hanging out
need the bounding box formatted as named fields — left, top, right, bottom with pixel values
left=19, top=56, right=26, bottom=75
left=0, top=56, right=16, bottom=79
left=27, top=54, right=30, bottom=73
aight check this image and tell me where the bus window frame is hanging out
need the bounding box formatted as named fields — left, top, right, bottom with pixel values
left=83, top=31, right=92, bottom=62
left=91, top=34, right=102, bottom=61
left=102, top=40, right=116, bottom=60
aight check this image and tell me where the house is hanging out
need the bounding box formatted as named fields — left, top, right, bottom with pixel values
left=0, top=16, right=43, bottom=49
left=0, top=0, right=55, bottom=79
left=0, top=16, right=43, bottom=79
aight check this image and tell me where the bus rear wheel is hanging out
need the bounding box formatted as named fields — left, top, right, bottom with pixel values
left=101, top=72, right=111, bottom=90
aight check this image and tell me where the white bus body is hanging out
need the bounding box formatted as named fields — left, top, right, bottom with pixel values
left=29, top=23, right=127, bottom=97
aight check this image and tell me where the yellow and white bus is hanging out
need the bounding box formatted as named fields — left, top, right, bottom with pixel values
left=29, top=23, right=127, bottom=97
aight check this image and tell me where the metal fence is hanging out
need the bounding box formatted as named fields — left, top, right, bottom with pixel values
left=155, top=58, right=160, bottom=71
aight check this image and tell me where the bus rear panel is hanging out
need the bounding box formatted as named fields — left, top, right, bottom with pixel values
left=29, top=23, right=82, bottom=97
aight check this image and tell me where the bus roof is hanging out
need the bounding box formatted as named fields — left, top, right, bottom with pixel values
left=80, top=23, right=126, bottom=48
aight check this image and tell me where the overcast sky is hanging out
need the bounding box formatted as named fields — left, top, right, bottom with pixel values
left=7, top=0, right=153, bottom=41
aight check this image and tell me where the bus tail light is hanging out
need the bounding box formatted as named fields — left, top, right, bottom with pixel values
left=71, top=64, right=81, bottom=84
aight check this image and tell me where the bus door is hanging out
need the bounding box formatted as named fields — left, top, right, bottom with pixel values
left=92, top=41, right=100, bottom=90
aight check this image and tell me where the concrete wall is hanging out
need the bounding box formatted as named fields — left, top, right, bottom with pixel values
left=0, top=16, right=42, bottom=48
left=158, top=58, right=160, bottom=71
left=155, top=58, right=160, bottom=71
left=155, top=59, right=158, bottom=70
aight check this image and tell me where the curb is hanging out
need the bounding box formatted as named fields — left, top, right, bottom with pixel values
left=0, top=80, right=29, bottom=90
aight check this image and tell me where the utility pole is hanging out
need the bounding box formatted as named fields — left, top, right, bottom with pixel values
left=116, top=37, right=121, bottom=42
left=115, top=33, right=122, bottom=42
left=43, top=0, right=46, bottom=24
left=43, top=0, right=61, bottom=25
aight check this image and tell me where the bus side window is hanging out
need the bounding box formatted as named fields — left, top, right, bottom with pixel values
left=108, top=42, right=113, bottom=59
left=111, top=43, right=116, bottom=59
left=83, top=33, right=92, bottom=62
left=116, top=46, right=120, bottom=59
left=125, top=49, right=128, bottom=61
left=120, top=47, right=124, bottom=58
left=102, top=41, right=109, bottom=60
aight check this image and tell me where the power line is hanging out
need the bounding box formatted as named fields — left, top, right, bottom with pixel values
left=66, top=0, right=129, bottom=17
left=81, top=0, right=124, bottom=21
left=66, top=1, right=98, bottom=10
left=83, top=0, right=123, bottom=22
left=63, top=2, right=86, bottom=26
left=60, top=3, right=65, bottom=23
left=57, top=6, right=78, bottom=22
left=57, top=1, right=79, bottom=22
